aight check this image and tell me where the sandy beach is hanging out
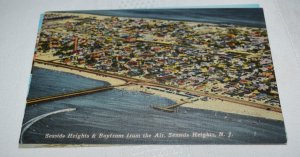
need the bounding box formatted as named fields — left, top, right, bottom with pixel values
left=117, top=85, right=284, bottom=121
left=32, top=53, right=283, bottom=121
left=182, top=98, right=284, bottom=121
left=34, top=62, right=283, bottom=121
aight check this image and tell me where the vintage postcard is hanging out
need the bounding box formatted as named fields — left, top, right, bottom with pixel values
left=20, top=8, right=286, bottom=146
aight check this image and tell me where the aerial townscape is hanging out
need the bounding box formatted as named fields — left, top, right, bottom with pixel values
left=35, top=12, right=281, bottom=112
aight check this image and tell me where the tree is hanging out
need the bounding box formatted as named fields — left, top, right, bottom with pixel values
left=40, top=42, right=50, bottom=52
left=130, top=53, right=135, bottom=58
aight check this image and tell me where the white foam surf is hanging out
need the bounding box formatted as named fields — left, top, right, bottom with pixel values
left=20, top=108, right=76, bottom=144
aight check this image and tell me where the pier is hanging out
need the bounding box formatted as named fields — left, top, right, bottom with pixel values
left=152, top=100, right=189, bottom=112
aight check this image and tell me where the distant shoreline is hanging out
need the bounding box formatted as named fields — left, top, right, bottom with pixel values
left=33, top=62, right=284, bottom=121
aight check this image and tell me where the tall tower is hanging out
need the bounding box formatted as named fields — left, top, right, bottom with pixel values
left=73, top=36, right=78, bottom=53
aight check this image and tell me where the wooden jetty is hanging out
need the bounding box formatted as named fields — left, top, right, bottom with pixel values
left=27, top=85, right=125, bottom=105
left=152, top=100, right=189, bottom=112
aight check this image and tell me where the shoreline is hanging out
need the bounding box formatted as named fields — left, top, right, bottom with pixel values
left=34, top=63, right=126, bottom=86
left=33, top=62, right=283, bottom=121
left=117, top=85, right=284, bottom=121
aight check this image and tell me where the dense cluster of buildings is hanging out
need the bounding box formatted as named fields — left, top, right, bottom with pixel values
left=36, top=13, right=280, bottom=106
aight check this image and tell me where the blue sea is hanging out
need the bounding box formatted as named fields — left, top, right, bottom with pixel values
left=63, top=8, right=266, bottom=28
left=27, top=68, right=109, bottom=99
left=20, top=67, right=286, bottom=144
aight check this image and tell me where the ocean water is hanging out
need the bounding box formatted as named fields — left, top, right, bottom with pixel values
left=27, top=67, right=109, bottom=99
left=63, top=8, right=266, bottom=28
left=20, top=68, right=286, bottom=144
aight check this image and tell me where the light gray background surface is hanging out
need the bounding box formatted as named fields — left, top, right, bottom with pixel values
left=0, top=0, right=300, bottom=156
left=276, top=0, right=300, bottom=65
